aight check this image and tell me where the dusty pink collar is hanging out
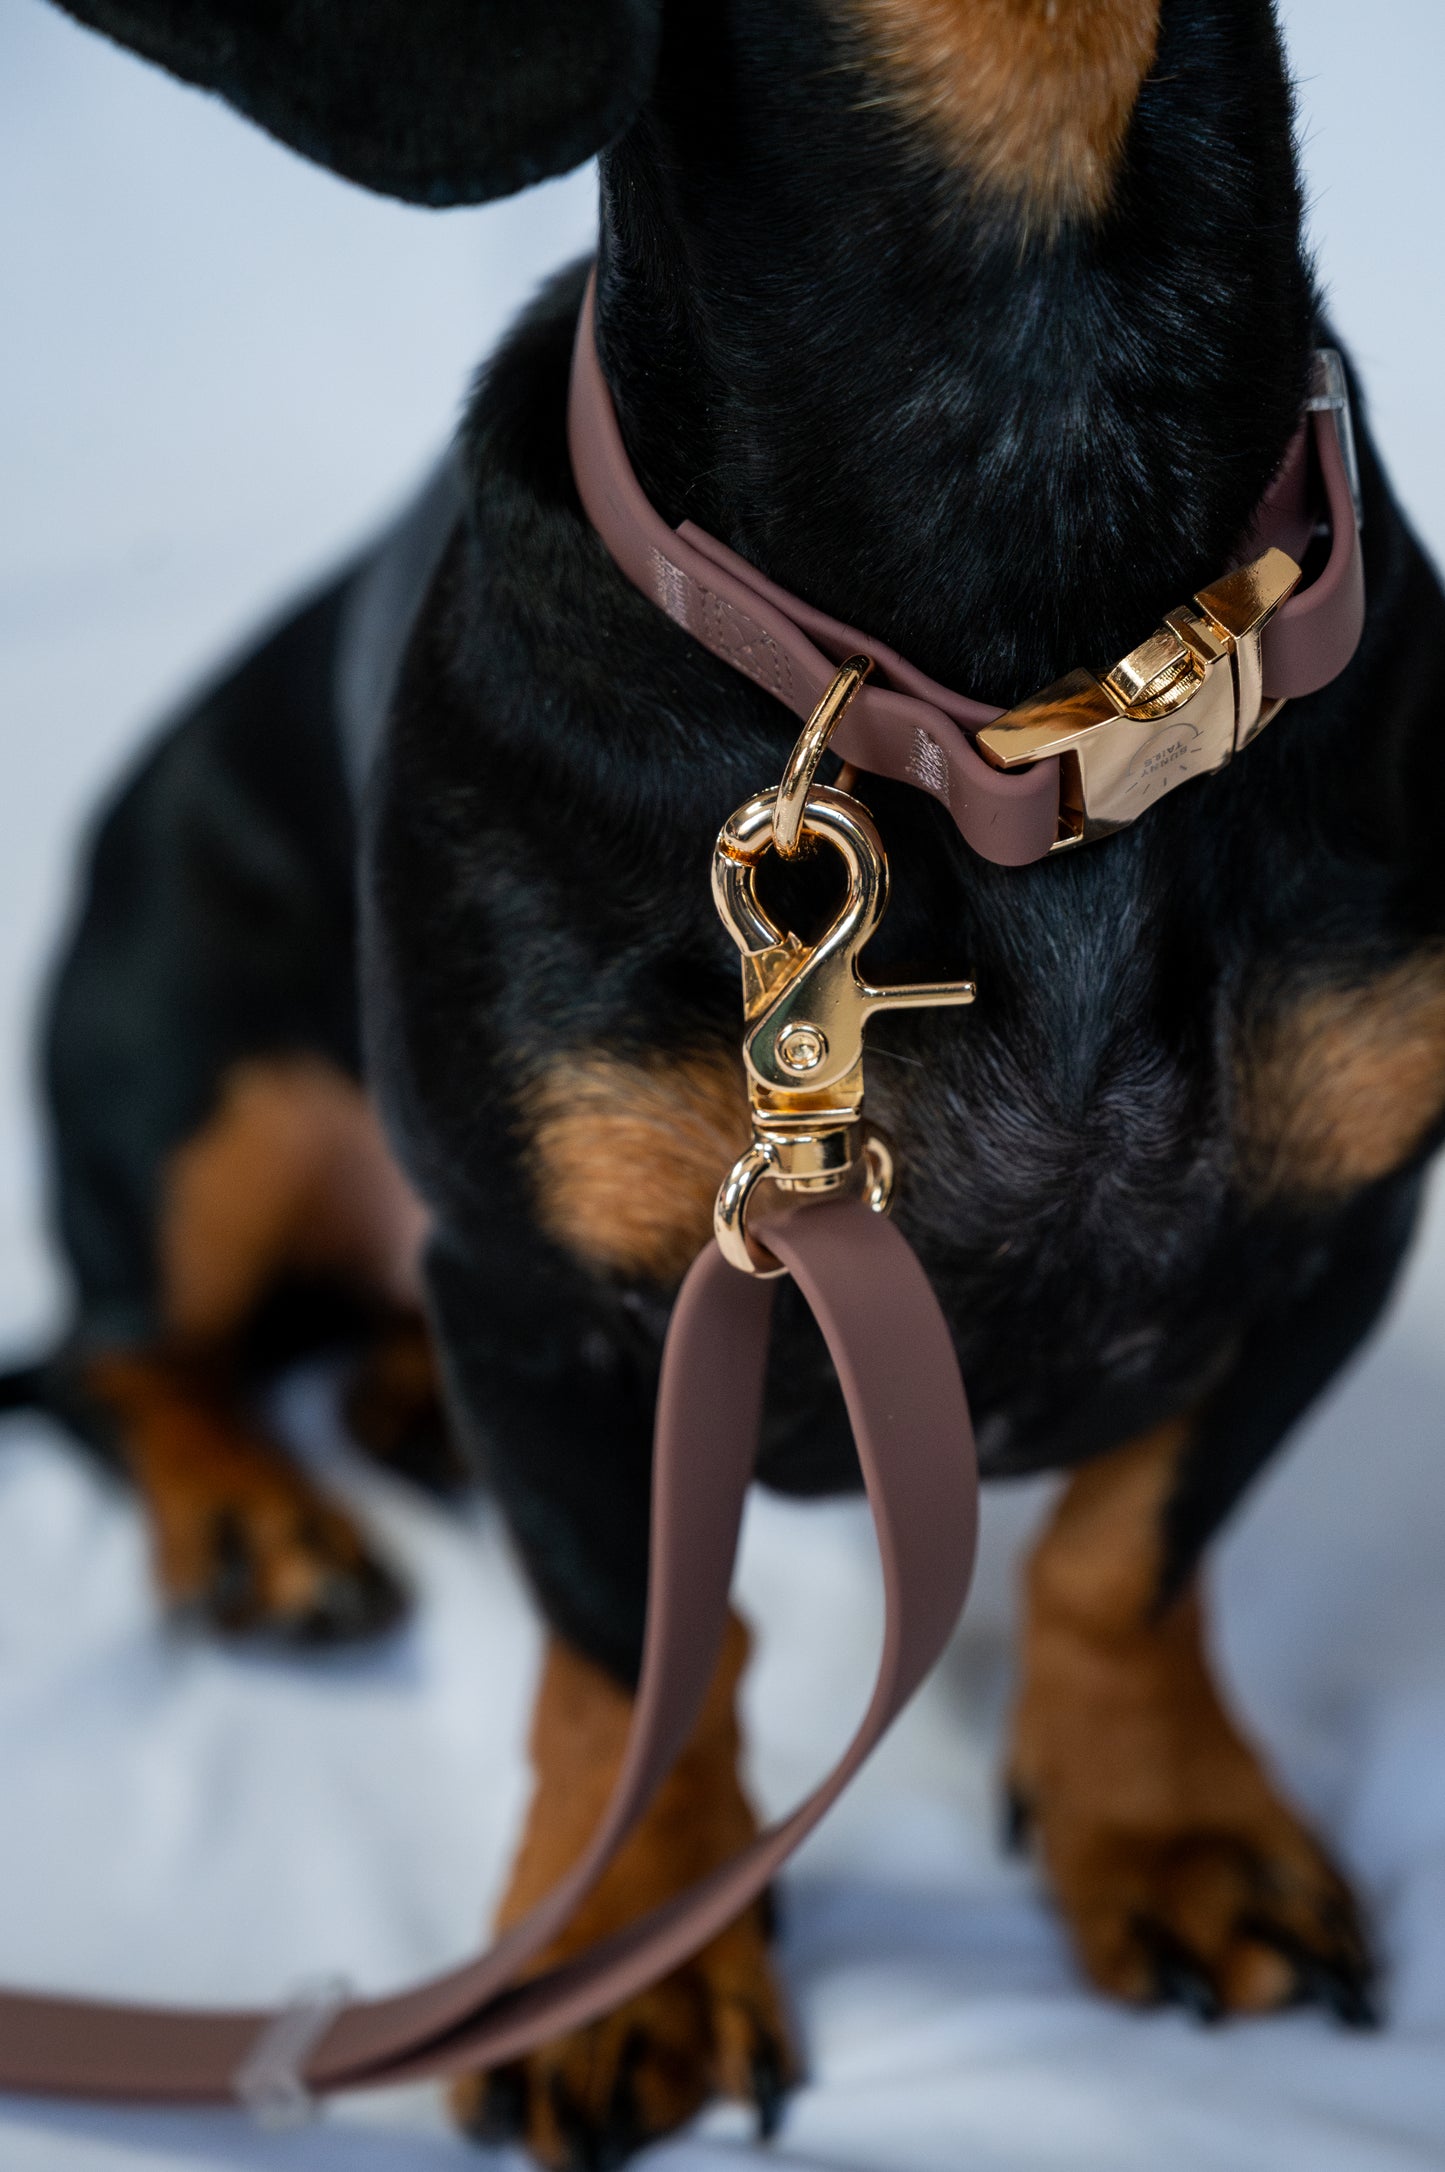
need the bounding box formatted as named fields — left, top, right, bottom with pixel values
left=568, top=275, right=1365, bottom=866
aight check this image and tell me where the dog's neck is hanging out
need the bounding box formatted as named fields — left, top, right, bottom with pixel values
left=594, top=0, right=1314, bottom=707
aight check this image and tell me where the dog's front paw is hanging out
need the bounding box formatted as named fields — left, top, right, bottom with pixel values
left=167, top=1477, right=407, bottom=1647
left=91, top=1353, right=408, bottom=1646
left=1008, top=1589, right=1376, bottom=2023
left=454, top=1618, right=797, bottom=2167
left=1010, top=1424, right=1377, bottom=2026
left=1010, top=1782, right=1375, bottom=2024
left=453, top=1906, right=793, bottom=2169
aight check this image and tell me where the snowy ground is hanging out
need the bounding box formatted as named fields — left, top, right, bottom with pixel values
left=2, top=3, right=1445, bottom=2167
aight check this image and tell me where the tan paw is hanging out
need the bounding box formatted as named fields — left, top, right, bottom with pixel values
left=1009, top=1783, right=1376, bottom=2023
left=92, top=1353, right=407, bottom=1645
left=453, top=1904, right=794, bottom=2167
left=167, top=1475, right=407, bottom=1646
left=1010, top=1422, right=1377, bottom=2026
left=453, top=1619, right=797, bottom=2165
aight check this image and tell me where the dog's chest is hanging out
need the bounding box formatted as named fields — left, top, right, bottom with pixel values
left=865, top=936, right=1445, bottom=1474
left=452, top=606, right=1444, bottom=1483
left=530, top=909, right=1443, bottom=1485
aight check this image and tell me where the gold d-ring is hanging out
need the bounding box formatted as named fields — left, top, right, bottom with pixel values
left=773, top=654, right=873, bottom=859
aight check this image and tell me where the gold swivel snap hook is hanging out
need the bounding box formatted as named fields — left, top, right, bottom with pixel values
left=711, top=656, right=977, bottom=1275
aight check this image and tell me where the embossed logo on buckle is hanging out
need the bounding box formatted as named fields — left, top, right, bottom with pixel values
left=974, top=547, right=1303, bottom=849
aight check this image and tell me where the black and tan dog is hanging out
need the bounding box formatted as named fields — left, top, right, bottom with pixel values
left=18, top=0, right=1445, bottom=2162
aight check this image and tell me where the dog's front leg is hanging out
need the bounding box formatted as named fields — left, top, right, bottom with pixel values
left=420, top=1237, right=796, bottom=2164
left=1008, top=1418, right=1374, bottom=2023
left=454, top=1613, right=794, bottom=2165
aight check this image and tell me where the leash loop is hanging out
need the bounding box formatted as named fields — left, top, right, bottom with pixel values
left=234, top=1975, right=351, bottom=2129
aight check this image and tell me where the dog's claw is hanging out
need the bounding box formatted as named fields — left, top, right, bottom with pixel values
left=749, top=2038, right=787, bottom=2140
left=1316, top=1958, right=1381, bottom=2031
left=1138, top=1921, right=1222, bottom=2023
left=1240, top=1917, right=1380, bottom=2030
left=202, top=1507, right=257, bottom=1629
left=590, top=2027, right=645, bottom=2170
left=548, top=2070, right=613, bottom=2172
left=1001, top=1785, right=1034, bottom=1856
left=288, top=1553, right=408, bottom=1645
left=463, top=2061, right=528, bottom=2145
left=179, top=1504, right=406, bottom=1647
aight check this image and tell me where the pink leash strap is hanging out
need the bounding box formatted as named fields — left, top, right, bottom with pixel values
left=0, top=1198, right=978, bottom=2106
left=568, top=276, right=1365, bottom=867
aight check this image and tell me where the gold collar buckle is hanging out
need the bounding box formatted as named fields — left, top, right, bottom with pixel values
left=974, top=546, right=1303, bottom=849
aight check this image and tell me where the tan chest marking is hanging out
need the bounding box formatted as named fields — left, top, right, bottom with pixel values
left=843, top=0, right=1160, bottom=229
left=529, top=1049, right=750, bottom=1284
left=1239, top=950, right=1445, bottom=1202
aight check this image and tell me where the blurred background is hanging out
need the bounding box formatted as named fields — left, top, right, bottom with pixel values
left=2, top=2, right=1445, bottom=2166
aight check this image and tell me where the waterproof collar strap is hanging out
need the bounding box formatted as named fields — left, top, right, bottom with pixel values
left=568, top=277, right=1366, bottom=866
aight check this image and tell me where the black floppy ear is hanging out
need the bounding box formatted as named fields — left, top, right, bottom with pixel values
left=51, top=0, right=661, bottom=205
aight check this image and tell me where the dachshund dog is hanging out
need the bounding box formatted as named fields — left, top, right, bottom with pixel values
left=21, top=0, right=1445, bottom=2163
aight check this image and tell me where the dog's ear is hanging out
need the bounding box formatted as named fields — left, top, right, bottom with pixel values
left=51, top=0, right=660, bottom=204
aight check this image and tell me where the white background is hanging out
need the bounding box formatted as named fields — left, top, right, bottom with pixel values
left=2, top=2, right=1445, bottom=2166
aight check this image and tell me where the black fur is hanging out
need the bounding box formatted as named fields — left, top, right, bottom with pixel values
left=38, top=0, right=1445, bottom=1703
left=357, top=0, right=1445, bottom=1682
left=51, top=0, right=661, bottom=206
left=46, top=578, right=361, bottom=1347
left=597, top=0, right=1314, bottom=703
